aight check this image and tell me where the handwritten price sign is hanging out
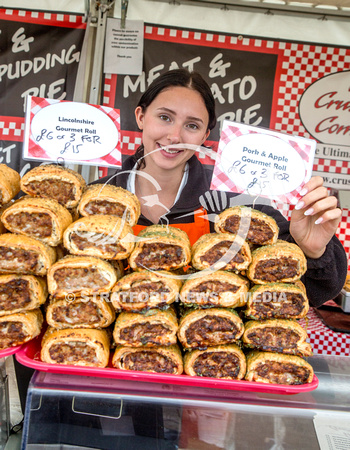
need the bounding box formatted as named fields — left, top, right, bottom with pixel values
left=23, top=96, right=122, bottom=167
left=211, top=121, right=316, bottom=204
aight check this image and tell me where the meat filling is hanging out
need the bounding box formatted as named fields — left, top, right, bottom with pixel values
left=246, top=327, right=300, bottom=352
left=0, top=321, right=26, bottom=348
left=52, top=301, right=102, bottom=325
left=120, top=322, right=171, bottom=345
left=118, top=281, right=170, bottom=304
left=254, top=257, right=299, bottom=282
left=122, top=351, right=176, bottom=373
left=84, top=200, right=129, bottom=219
left=193, top=351, right=241, bottom=378
left=256, top=361, right=311, bottom=385
left=6, top=212, right=52, bottom=238
left=70, top=231, right=126, bottom=254
left=49, top=341, right=98, bottom=364
left=26, top=180, right=75, bottom=205
left=185, top=316, right=240, bottom=347
left=53, top=268, right=109, bottom=290
left=0, top=279, right=31, bottom=312
left=200, top=241, right=245, bottom=268
left=0, top=246, right=39, bottom=273
left=188, top=281, right=240, bottom=304
left=224, top=216, right=274, bottom=244
left=252, top=292, right=305, bottom=319
left=135, top=243, right=183, bottom=269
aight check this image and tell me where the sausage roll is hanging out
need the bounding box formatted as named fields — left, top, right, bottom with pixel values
left=0, top=309, right=43, bottom=349
left=46, top=295, right=115, bottom=329
left=78, top=184, right=141, bottom=227
left=178, top=308, right=244, bottom=349
left=247, top=240, right=307, bottom=284
left=129, top=225, right=191, bottom=271
left=63, top=215, right=134, bottom=260
left=113, top=308, right=178, bottom=347
left=111, top=270, right=181, bottom=312
left=112, top=344, right=183, bottom=374
left=20, top=164, right=86, bottom=209
left=215, top=206, right=279, bottom=246
left=0, top=164, right=20, bottom=205
left=191, top=233, right=251, bottom=272
left=47, top=255, right=118, bottom=298
left=1, top=197, right=73, bottom=246
left=245, top=282, right=309, bottom=320
left=0, top=233, right=56, bottom=276
left=41, top=327, right=110, bottom=367
left=0, top=274, right=47, bottom=316
left=179, top=270, right=249, bottom=308
left=245, top=350, right=314, bottom=384
left=242, top=319, right=312, bottom=357
left=184, top=344, right=246, bottom=379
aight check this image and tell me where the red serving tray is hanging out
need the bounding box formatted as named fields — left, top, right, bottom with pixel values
left=16, top=335, right=319, bottom=395
left=0, top=344, right=22, bottom=357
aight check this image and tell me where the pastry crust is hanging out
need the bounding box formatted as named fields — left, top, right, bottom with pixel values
left=0, top=309, right=43, bottom=349
left=47, top=255, right=118, bottom=298
left=129, top=225, right=191, bottom=271
left=46, top=295, right=115, bottom=329
left=113, top=308, right=178, bottom=347
left=20, top=164, right=86, bottom=209
left=247, top=240, right=307, bottom=284
left=78, top=184, right=141, bottom=227
left=63, top=215, right=135, bottom=260
left=0, top=164, right=20, bottom=205
left=112, top=344, right=183, bottom=374
left=191, top=233, right=251, bottom=272
left=245, top=282, right=309, bottom=320
left=40, top=327, right=110, bottom=367
left=215, top=206, right=279, bottom=246
left=184, top=344, right=246, bottom=379
left=179, top=270, right=249, bottom=308
left=1, top=196, right=73, bottom=246
left=242, top=318, right=312, bottom=357
left=245, top=350, right=314, bottom=384
left=0, top=233, right=56, bottom=276
left=110, top=270, right=182, bottom=312
left=177, top=307, right=244, bottom=349
left=0, top=274, right=47, bottom=316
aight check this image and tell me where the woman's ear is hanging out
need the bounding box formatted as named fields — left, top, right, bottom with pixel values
left=135, top=106, right=144, bottom=130
left=202, top=129, right=210, bottom=144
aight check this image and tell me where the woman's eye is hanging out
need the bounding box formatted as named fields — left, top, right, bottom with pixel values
left=187, top=123, right=199, bottom=130
left=159, top=114, right=170, bottom=122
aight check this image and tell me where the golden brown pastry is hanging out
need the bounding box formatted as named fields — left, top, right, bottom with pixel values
left=214, top=206, right=279, bottom=246
left=0, top=164, right=20, bottom=205
left=0, top=309, right=43, bottom=349
left=20, top=164, right=86, bottom=208
left=112, top=344, right=183, bottom=374
left=245, top=282, right=309, bottom=320
left=184, top=344, right=246, bottom=379
left=0, top=233, right=56, bottom=276
left=46, top=295, right=115, bottom=329
left=1, top=197, right=73, bottom=246
left=191, top=233, right=251, bottom=272
left=242, top=319, right=312, bottom=357
left=40, top=327, right=110, bottom=367
left=129, top=225, right=191, bottom=271
left=179, top=270, right=249, bottom=308
left=245, top=350, right=314, bottom=384
left=78, top=184, right=141, bottom=227
left=247, top=240, right=307, bottom=284
left=110, top=270, right=181, bottom=312
left=177, top=308, right=244, bottom=349
left=113, top=308, right=178, bottom=347
left=0, top=274, right=47, bottom=316
left=63, top=215, right=134, bottom=260
left=47, top=255, right=118, bottom=298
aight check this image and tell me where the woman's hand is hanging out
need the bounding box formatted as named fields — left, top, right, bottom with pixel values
left=289, top=176, right=342, bottom=259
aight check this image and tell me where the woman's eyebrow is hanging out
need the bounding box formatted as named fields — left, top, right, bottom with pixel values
left=157, top=107, right=204, bottom=124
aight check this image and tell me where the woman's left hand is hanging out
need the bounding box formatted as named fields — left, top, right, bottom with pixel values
left=290, top=176, right=342, bottom=259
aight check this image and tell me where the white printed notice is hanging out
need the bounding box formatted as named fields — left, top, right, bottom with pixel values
left=23, top=96, right=122, bottom=167
left=104, top=18, right=144, bottom=75
left=314, top=414, right=350, bottom=450
left=210, top=120, right=316, bottom=204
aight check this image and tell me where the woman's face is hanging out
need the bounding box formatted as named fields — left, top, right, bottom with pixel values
left=135, top=86, right=210, bottom=172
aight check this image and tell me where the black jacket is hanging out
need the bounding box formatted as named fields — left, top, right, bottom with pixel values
left=97, top=155, right=347, bottom=307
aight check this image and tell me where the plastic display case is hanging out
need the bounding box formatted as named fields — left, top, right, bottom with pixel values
left=21, top=355, right=350, bottom=450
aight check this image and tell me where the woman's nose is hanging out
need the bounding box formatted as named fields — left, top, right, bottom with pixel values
left=167, top=125, right=181, bottom=144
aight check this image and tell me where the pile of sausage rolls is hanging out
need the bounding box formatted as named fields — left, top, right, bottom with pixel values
left=0, top=163, right=314, bottom=385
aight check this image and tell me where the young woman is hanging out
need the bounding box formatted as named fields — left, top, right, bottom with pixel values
left=97, top=69, right=347, bottom=307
